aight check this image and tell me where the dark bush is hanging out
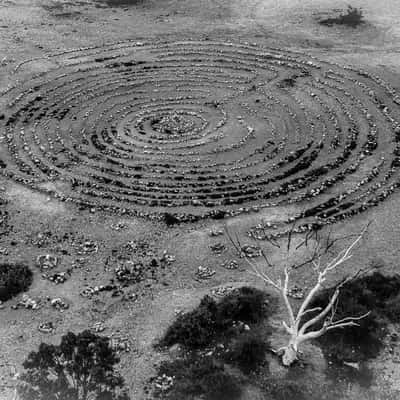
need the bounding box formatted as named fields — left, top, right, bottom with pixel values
left=18, top=330, right=129, bottom=400
left=319, top=5, right=365, bottom=28
left=279, top=76, right=298, bottom=88
left=217, top=286, right=269, bottom=324
left=384, top=293, right=400, bottom=322
left=325, top=361, right=374, bottom=388
left=259, top=370, right=347, bottom=400
left=266, top=380, right=308, bottom=400
left=308, top=272, right=400, bottom=363
left=160, top=295, right=218, bottom=348
left=155, top=356, right=242, bottom=400
left=163, top=212, right=180, bottom=226
left=159, top=287, right=271, bottom=349
left=224, top=331, right=269, bottom=373
left=0, top=263, right=33, bottom=301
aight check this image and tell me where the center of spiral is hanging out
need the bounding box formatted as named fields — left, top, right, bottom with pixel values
left=151, top=111, right=195, bottom=136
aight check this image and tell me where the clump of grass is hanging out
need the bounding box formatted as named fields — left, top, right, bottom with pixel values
left=0, top=263, right=33, bottom=301
left=319, top=6, right=365, bottom=28
left=158, top=287, right=272, bottom=349
left=154, top=356, right=242, bottom=400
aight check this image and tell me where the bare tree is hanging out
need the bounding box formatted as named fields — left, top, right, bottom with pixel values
left=225, top=225, right=370, bottom=366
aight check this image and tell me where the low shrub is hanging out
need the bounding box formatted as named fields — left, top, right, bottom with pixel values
left=217, top=286, right=268, bottom=324
left=163, top=213, right=180, bottom=226
left=319, top=6, right=365, bottom=28
left=308, top=272, right=400, bottom=362
left=266, top=380, right=308, bottom=400
left=0, top=263, right=33, bottom=301
left=159, top=287, right=271, bottom=349
left=384, top=293, right=400, bottom=322
left=155, top=356, right=242, bottom=400
left=223, top=331, right=269, bottom=373
left=325, top=361, right=375, bottom=388
left=279, top=76, right=298, bottom=88
left=155, top=287, right=275, bottom=398
left=160, top=295, right=218, bottom=348
left=259, top=372, right=344, bottom=400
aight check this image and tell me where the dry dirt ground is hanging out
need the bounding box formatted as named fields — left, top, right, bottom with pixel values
left=1, top=0, right=400, bottom=399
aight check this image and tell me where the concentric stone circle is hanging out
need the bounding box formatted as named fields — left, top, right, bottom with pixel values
left=1, top=39, right=400, bottom=232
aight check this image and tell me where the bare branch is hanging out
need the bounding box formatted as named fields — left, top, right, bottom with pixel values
left=224, top=225, right=241, bottom=254
left=325, top=321, right=360, bottom=331
left=261, top=249, right=273, bottom=268
left=311, top=259, right=320, bottom=270
left=324, top=232, right=360, bottom=255
left=298, top=326, right=328, bottom=342
left=328, top=311, right=371, bottom=327
left=298, top=306, right=323, bottom=317
left=294, top=272, right=325, bottom=327
left=335, top=268, right=369, bottom=291
left=298, top=287, right=340, bottom=335
left=241, top=254, right=282, bottom=291
left=225, top=226, right=282, bottom=291
left=295, top=228, right=314, bottom=250
left=225, top=223, right=369, bottom=367
left=287, top=220, right=297, bottom=252
left=282, top=320, right=293, bottom=334
left=324, top=226, right=367, bottom=273
left=282, top=268, right=296, bottom=326
left=265, top=234, right=281, bottom=249
left=292, top=251, right=320, bottom=270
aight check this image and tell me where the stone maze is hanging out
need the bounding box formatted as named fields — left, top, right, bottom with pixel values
left=1, top=39, right=400, bottom=237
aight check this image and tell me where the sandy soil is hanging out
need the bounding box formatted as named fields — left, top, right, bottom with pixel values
left=1, top=0, right=400, bottom=399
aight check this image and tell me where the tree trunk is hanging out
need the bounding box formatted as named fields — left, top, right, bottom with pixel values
left=281, top=338, right=299, bottom=366
left=82, top=383, right=88, bottom=400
